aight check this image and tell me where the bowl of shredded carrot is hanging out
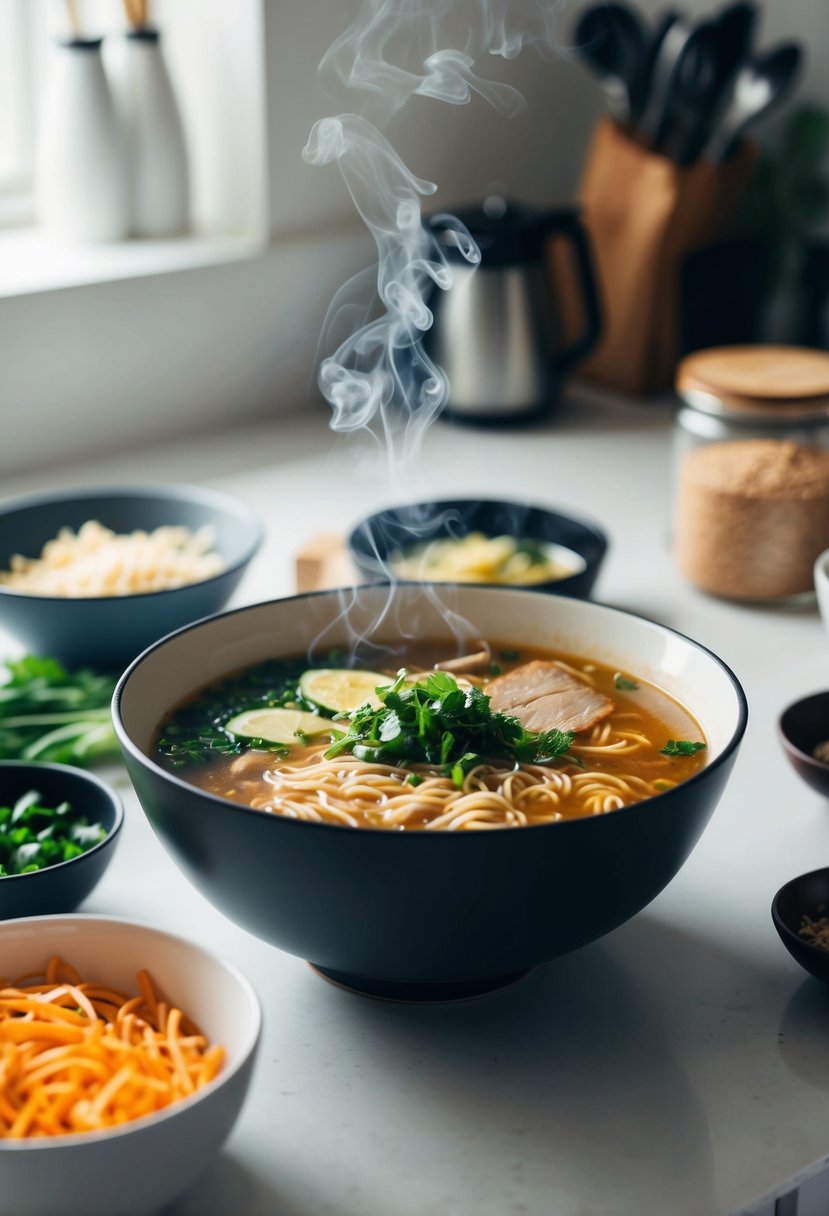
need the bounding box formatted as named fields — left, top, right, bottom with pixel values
left=0, top=914, right=261, bottom=1216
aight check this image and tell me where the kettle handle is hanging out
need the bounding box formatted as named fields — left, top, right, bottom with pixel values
left=544, top=212, right=603, bottom=372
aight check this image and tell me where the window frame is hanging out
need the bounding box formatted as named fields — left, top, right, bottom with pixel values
left=0, top=0, right=37, bottom=225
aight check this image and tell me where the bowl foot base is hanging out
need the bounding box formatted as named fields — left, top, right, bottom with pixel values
left=308, top=963, right=532, bottom=1003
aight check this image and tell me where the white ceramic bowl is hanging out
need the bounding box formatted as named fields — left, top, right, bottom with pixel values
left=0, top=915, right=261, bottom=1216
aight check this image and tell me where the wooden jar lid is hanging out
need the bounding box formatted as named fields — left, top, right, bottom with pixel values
left=676, top=346, right=829, bottom=414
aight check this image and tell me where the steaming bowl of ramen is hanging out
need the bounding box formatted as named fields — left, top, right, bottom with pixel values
left=348, top=498, right=608, bottom=599
left=113, top=585, right=747, bottom=1000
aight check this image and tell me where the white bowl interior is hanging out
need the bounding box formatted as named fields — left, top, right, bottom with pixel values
left=119, top=586, right=744, bottom=763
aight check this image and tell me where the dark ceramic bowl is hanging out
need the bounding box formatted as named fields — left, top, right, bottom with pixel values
left=114, top=585, right=747, bottom=1001
left=778, top=692, right=829, bottom=798
left=772, top=868, right=829, bottom=985
left=348, top=498, right=608, bottom=600
left=0, top=484, right=263, bottom=670
left=0, top=762, right=123, bottom=920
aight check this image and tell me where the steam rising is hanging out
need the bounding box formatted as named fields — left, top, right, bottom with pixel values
left=303, top=1, right=562, bottom=658
left=304, top=0, right=563, bottom=462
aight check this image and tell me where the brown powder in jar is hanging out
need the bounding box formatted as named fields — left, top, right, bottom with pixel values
left=674, top=440, right=829, bottom=600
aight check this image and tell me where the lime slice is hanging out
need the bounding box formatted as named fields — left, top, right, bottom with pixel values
left=299, top=668, right=392, bottom=714
left=225, top=708, right=341, bottom=746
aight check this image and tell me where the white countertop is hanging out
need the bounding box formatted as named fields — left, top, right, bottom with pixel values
left=4, top=390, right=829, bottom=1216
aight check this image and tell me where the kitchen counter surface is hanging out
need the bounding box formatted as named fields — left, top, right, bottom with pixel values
left=4, top=388, right=829, bottom=1216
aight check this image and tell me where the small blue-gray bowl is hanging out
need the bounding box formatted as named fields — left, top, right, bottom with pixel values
left=0, top=761, right=123, bottom=920
left=0, top=484, right=263, bottom=671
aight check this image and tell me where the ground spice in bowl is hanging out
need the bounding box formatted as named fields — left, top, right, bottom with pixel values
left=673, top=440, right=829, bottom=601
left=799, top=912, right=829, bottom=952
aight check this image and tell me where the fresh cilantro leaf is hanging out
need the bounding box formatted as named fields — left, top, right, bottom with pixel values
left=661, top=739, right=706, bottom=756
left=322, top=671, right=576, bottom=775
left=614, top=674, right=639, bottom=691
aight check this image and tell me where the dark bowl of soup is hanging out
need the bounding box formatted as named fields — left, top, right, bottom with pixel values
left=113, top=585, right=747, bottom=1001
left=348, top=498, right=608, bottom=599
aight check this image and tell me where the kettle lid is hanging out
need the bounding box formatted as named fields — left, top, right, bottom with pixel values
left=430, top=197, right=572, bottom=266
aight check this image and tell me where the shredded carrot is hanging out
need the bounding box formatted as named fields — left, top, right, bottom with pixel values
left=0, top=957, right=225, bottom=1139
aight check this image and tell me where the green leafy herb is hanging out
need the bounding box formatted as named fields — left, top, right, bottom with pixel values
left=157, top=652, right=343, bottom=768
left=614, top=673, right=639, bottom=691
left=514, top=539, right=549, bottom=565
left=323, top=670, right=575, bottom=777
left=488, top=662, right=503, bottom=676
left=0, top=790, right=107, bottom=877
left=499, top=649, right=520, bottom=662
left=0, top=656, right=119, bottom=767
left=661, top=739, right=706, bottom=756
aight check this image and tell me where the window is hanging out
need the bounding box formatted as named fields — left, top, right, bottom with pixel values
left=0, top=0, right=35, bottom=217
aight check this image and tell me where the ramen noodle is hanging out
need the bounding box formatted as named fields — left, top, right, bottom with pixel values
left=156, top=642, right=707, bottom=831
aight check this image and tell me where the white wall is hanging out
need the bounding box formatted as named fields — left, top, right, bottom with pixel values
left=2, top=0, right=827, bottom=475
left=269, top=0, right=829, bottom=232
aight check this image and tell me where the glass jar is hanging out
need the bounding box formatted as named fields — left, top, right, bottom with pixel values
left=672, top=346, right=829, bottom=604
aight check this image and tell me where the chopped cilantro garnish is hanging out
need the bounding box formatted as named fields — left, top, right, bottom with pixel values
left=614, top=673, right=639, bottom=691
left=661, top=739, right=706, bottom=756
left=324, top=670, right=574, bottom=777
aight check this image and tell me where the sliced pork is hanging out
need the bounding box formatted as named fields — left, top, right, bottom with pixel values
left=487, top=660, right=615, bottom=735
left=436, top=642, right=492, bottom=675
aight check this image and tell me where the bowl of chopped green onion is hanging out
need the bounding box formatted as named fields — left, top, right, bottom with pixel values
left=0, top=762, right=123, bottom=919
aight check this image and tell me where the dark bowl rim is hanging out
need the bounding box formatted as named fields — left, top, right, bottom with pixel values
left=0, top=483, right=264, bottom=606
left=777, top=691, right=829, bottom=771
left=0, top=761, right=124, bottom=885
left=0, top=911, right=262, bottom=1152
left=346, top=497, right=609, bottom=591
left=771, top=865, right=829, bottom=954
left=112, top=585, right=749, bottom=840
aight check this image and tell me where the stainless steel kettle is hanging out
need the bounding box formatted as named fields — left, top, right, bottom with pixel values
left=425, top=200, right=602, bottom=423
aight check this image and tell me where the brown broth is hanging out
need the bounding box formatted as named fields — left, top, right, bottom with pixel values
left=157, top=642, right=707, bottom=828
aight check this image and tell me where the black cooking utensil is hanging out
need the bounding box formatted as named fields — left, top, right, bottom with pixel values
left=669, top=1, right=758, bottom=164
left=636, top=11, right=693, bottom=146
left=711, top=1, right=758, bottom=90
left=702, top=42, right=803, bottom=163
left=573, top=2, right=649, bottom=124
left=659, top=21, right=721, bottom=160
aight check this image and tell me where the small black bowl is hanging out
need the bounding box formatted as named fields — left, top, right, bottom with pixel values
left=778, top=692, right=829, bottom=798
left=0, top=762, right=123, bottom=919
left=772, top=868, right=829, bottom=985
left=348, top=498, right=608, bottom=600
left=0, top=484, right=263, bottom=670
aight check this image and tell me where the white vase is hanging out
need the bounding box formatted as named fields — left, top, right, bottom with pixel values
left=36, top=38, right=129, bottom=244
left=122, top=29, right=190, bottom=237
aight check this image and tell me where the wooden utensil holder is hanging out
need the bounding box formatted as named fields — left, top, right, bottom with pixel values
left=564, top=118, right=756, bottom=394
